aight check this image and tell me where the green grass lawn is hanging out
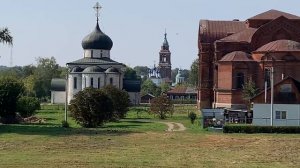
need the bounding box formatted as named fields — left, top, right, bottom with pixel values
left=0, top=105, right=300, bottom=168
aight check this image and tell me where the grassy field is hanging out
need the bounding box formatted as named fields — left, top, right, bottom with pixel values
left=0, top=105, right=300, bottom=168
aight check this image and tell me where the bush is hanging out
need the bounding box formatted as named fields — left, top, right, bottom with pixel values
left=69, top=87, right=114, bottom=128
left=150, top=95, right=174, bottom=119
left=188, top=112, right=197, bottom=124
left=223, top=125, right=300, bottom=134
left=17, top=96, right=40, bottom=117
left=102, top=85, right=130, bottom=120
left=0, top=77, right=24, bottom=124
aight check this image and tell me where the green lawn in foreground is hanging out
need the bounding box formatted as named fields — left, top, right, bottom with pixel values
left=0, top=105, right=300, bottom=168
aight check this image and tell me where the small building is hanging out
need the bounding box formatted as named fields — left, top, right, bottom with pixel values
left=141, top=93, right=155, bottom=103
left=123, top=80, right=141, bottom=105
left=167, top=86, right=197, bottom=103
left=50, top=78, right=66, bottom=104
left=251, top=76, right=300, bottom=126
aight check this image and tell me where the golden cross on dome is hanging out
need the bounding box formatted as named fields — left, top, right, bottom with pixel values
left=93, top=2, right=102, bottom=23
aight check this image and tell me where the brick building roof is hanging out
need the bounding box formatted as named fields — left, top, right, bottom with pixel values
left=219, top=51, right=254, bottom=62
left=167, top=86, right=197, bottom=95
left=256, top=40, right=300, bottom=52
left=218, top=28, right=257, bottom=42
left=248, top=9, right=300, bottom=20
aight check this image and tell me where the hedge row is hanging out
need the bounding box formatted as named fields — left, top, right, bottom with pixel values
left=223, top=125, right=300, bottom=134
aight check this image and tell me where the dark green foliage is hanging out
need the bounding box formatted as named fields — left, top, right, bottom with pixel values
left=150, top=95, right=174, bottom=119
left=69, top=87, right=114, bottom=128
left=188, top=112, right=197, bottom=124
left=141, top=79, right=161, bottom=96
left=242, top=81, right=259, bottom=109
left=133, top=66, right=149, bottom=77
left=0, top=27, right=13, bottom=45
left=223, top=125, right=300, bottom=134
left=61, top=120, right=70, bottom=128
left=0, top=77, right=24, bottom=123
left=16, top=96, right=40, bottom=117
left=124, top=67, right=139, bottom=80
left=189, top=58, right=198, bottom=86
left=102, top=85, right=130, bottom=119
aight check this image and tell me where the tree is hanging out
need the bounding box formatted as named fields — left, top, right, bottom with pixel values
left=242, top=80, right=259, bottom=110
left=0, top=77, right=24, bottom=123
left=0, top=27, right=13, bottom=45
left=33, top=57, right=61, bottom=99
left=16, top=96, right=40, bottom=118
left=150, top=95, right=174, bottom=119
left=102, top=85, right=130, bottom=119
left=189, top=58, right=198, bottom=86
left=141, top=79, right=161, bottom=96
left=133, top=66, right=149, bottom=77
left=69, top=87, right=114, bottom=128
left=124, top=67, right=138, bottom=80
left=160, top=82, right=171, bottom=94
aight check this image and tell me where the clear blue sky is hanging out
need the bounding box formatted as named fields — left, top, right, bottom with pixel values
left=1, top=0, right=300, bottom=69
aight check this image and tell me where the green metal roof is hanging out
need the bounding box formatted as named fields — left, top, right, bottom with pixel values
left=51, top=78, right=66, bottom=91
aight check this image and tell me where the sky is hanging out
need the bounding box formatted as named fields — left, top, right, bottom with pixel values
left=1, top=0, right=300, bottom=69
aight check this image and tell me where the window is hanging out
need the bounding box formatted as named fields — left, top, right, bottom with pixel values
left=90, top=78, right=94, bottom=88
left=280, top=84, right=292, bottom=93
left=236, top=72, right=244, bottom=89
left=91, top=50, right=93, bottom=58
left=264, top=69, right=270, bottom=87
left=275, top=111, right=287, bottom=119
left=110, top=78, right=113, bottom=85
left=73, top=77, right=77, bottom=89
left=84, top=77, right=86, bottom=88
left=98, top=78, right=100, bottom=88
left=163, top=57, right=167, bottom=62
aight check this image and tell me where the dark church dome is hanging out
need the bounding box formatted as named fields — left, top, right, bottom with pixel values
left=82, top=23, right=113, bottom=50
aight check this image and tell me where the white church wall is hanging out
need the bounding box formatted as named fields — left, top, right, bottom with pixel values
left=51, top=91, right=66, bottom=104
left=84, top=49, right=110, bottom=58
left=106, top=73, right=121, bottom=89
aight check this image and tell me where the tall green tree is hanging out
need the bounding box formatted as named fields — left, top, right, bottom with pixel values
left=0, top=27, right=13, bottom=45
left=141, top=79, right=161, bottom=96
left=124, top=67, right=138, bottom=80
left=189, top=58, right=199, bottom=86
left=33, top=57, right=61, bottom=99
left=242, top=81, right=259, bottom=110
left=0, top=77, right=24, bottom=123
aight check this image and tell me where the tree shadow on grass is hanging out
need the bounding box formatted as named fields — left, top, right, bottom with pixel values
left=0, top=122, right=140, bottom=137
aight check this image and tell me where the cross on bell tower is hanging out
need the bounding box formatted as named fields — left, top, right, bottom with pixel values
left=93, top=2, right=102, bottom=23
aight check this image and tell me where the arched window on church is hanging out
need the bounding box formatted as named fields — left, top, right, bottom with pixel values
left=73, top=77, right=77, bottom=89
left=98, top=77, right=100, bottom=88
left=236, top=72, right=244, bottom=89
left=90, top=77, right=94, bottom=88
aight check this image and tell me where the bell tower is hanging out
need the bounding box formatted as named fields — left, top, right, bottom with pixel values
left=158, top=31, right=172, bottom=82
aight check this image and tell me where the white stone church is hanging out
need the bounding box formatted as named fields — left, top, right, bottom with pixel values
left=51, top=3, right=140, bottom=105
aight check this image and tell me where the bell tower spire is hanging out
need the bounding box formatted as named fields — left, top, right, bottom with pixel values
left=158, top=30, right=172, bottom=82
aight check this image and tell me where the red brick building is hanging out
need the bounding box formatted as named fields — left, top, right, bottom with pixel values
left=197, top=9, right=300, bottom=109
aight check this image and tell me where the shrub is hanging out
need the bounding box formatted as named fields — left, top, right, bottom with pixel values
left=17, top=96, right=40, bottom=117
left=223, top=125, right=300, bottom=134
left=69, top=87, right=114, bottom=128
left=150, top=95, right=174, bottom=119
left=188, top=112, right=197, bottom=124
left=0, top=77, right=24, bottom=124
left=102, top=85, right=130, bottom=120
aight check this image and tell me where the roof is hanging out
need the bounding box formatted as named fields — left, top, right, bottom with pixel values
left=81, top=22, right=113, bottom=50
left=256, top=40, right=300, bottom=52
left=248, top=9, right=300, bottom=20
left=219, top=51, right=254, bottom=62
left=51, top=78, right=66, bottom=91
left=123, top=79, right=141, bottom=92
left=82, top=66, right=105, bottom=73
left=141, top=93, right=155, bottom=99
left=105, top=67, right=119, bottom=73
left=199, top=20, right=246, bottom=43
left=218, top=28, right=257, bottom=43
left=167, top=86, right=197, bottom=95
left=71, top=66, right=83, bottom=73
left=67, top=57, right=124, bottom=66
left=251, top=76, right=300, bottom=101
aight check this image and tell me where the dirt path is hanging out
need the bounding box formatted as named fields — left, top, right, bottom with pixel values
left=160, top=122, right=186, bottom=132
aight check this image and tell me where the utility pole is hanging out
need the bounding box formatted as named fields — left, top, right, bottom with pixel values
left=64, top=70, right=69, bottom=122
left=270, top=67, right=274, bottom=126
